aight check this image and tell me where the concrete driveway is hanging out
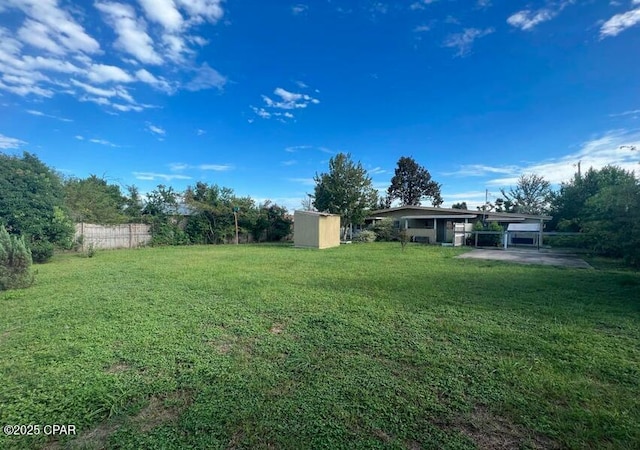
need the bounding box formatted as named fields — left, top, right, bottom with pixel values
left=455, top=248, right=592, bottom=269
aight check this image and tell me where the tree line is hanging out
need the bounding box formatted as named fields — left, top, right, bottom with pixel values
left=0, top=152, right=292, bottom=262
left=2, top=150, right=639, bottom=267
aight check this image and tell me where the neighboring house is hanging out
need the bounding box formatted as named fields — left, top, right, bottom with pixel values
left=366, top=206, right=552, bottom=246
left=294, top=210, right=341, bottom=249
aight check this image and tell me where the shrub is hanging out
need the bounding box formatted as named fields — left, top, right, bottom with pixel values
left=370, top=218, right=396, bottom=241
left=0, top=226, right=34, bottom=290
left=29, top=240, right=55, bottom=263
left=353, top=230, right=377, bottom=243
left=398, top=229, right=410, bottom=251
left=472, top=221, right=503, bottom=247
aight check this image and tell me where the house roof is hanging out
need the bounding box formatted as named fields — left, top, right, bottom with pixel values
left=507, top=223, right=541, bottom=232
left=370, top=206, right=551, bottom=221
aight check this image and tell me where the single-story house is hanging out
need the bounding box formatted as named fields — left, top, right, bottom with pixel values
left=294, top=210, right=341, bottom=249
left=366, top=206, right=552, bottom=246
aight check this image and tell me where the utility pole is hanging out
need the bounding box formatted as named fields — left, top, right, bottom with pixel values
left=233, top=206, right=239, bottom=245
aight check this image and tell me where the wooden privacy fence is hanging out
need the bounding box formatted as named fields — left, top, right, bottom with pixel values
left=75, top=223, right=152, bottom=250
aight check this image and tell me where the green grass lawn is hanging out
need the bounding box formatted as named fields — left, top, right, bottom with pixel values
left=1, top=243, right=639, bottom=449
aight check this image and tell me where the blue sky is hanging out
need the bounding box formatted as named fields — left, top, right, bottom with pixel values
left=1, top=0, right=639, bottom=211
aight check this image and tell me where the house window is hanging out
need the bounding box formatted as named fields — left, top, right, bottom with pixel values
left=424, top=219, right=434, bottom=229
left=393, top=220, right=400, bottom=229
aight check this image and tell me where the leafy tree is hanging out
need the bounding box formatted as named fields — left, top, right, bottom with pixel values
left=451, top=202, right=468, bottom=210
left=253, top=201, right=293, bottom=242
left=64, top=175, right=127, bottom=224
left=550, top=165, right=640, bottom=266
left=581, top=180, right=640, bottom=265
left=312, top=153, right=378, bottom=239
left=124, top=185, right=144, bottom=222
left=500, top=174, right=552, bottom=215
left=376, top=195, right=392, bottom=210
left=0, top=225, right=34, bottom=290
left=0, top=152, right=74, bottom=261
left=143, top=185, right=188, bottom=245
left=183, top=182, right=239, bottom=244
left=300, top=195, right=315, bottom=212
left=551, top=166, right=638, bottom=232
left=387, top=156, right=443, bottom=207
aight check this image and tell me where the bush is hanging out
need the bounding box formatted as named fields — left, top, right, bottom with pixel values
left=0, top=226, right=34, bottom=290
left=353, top=230, right=377, bottom=243
left=472, top=221, right=503, bottom=247
left=370, top=218, right=396, bottom=241
left=29, top=240, right=55, bottom=263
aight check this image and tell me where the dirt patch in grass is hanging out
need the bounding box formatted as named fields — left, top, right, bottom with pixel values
left=208, top=334, right=255, bottom=356
left=372, top=428, right=392, bottom=443
left=454, top=405, right=559, bottom=450
left=269, top=323, right=284, bottom=334
left=133, top=389, right=194, bottom=433
left=105, top=362, right=130, bottom=373
left=63, top=421, right=121, bottom=450
left=57, top=389, right=194, bottom=449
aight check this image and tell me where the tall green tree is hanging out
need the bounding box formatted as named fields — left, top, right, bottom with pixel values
left=143, top=185, right=188, bottom=245
left=451, top=202, right=468, bottom=210
left=64, top=175, right=127, bottom=224
left=387, top=156, right=443, bottom=206
left=500, top=174, right=552, bottom=215
left=0, top=152, right=74, bottom=261
left=124, top=185, right=144, bottom=222
left=183, top=182, right=239, bottom=244
left=313, top=153, right=378, bottom=239
left=550, top=165, right=640, bottom=266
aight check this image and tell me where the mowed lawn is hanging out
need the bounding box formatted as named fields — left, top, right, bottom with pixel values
left=1, top=244, right=639, bottom=450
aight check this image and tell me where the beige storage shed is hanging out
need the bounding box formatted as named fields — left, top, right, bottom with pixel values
left=294, top=211, right=341, bottom=249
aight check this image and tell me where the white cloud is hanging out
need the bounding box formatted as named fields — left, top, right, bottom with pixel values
left=281, top=159, right=297, bottom=166
left=95, top=1, right=163, bottom=64
left=292, top=4, right=308, bottom=15
left=507, top=9, right=554, bottom=31
left=197, top=164, right=232, bottom=171
left=168, top=162, right=232, bottom=172
left=409, top=0, right=438, bottom=10
left=9, top=0, right=100, bottom=54
left=443, top=28, right=494, bottom=57
left=413, top=25, right=430, bottom=33
left=26, top=109, right=72, bottom=122
left=138, top=0, right=184, bottom=30
left=75, top=135, right=84, bottom=140
left=135, top=69, right=173, bottom=93
left=185, top=63, right=227, bottom=91
left=600, top=7, right=640, bottom=38
left=134, top=171, right=192, bottom=181
left=71, top=79, right=118, bottom=97
left=253, top=86, right=320, bottom=120
left=175, top=0, right=224, bottom=23
left=0, top=133, right=26, bottom=149
left=18, top=19, right=66, bottom=55
left=446, top=129, right=640, bottom=187
left=443, top=164, right=520, bottom=177
left=610, top=109, right=640, bottom=117
left=147, top=123, right=166, bottom=135
left=287, top=177, right=316, bottom=186
left=196, top=128, right=206, bottom=135
left=88, top=139, right=120, bottom=147
left=87, top=63, right=134, bottom=83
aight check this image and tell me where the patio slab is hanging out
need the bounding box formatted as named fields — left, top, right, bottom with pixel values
left=456, top=248, right=592, bottom=269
